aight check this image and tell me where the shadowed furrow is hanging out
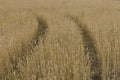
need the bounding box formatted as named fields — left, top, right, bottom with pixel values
left=2, top=16, right=48, bottom=80
left=20, top=16, right=48, bottom=65
left=20, top=16, right=48, bottom=69
left=67, top=15, right=102, bottom=80
left=35, top=17, right=48, bottom=45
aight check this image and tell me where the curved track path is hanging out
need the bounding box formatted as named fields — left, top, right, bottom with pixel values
left=66, top=15, right=102, bottom=80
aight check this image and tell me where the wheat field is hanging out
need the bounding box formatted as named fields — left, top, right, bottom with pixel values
left=0, top=0, right=120, bottom=80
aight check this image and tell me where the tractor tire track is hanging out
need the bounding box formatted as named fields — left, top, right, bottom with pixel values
left=20, top=16, right=48, bottom=65
left=2, top=16, right=48, bottom=80
left=20, top=16, right=48, bottom=68
left=66, top=15, right=102, bottom=80
left=34, top=17, right=48, bottom=45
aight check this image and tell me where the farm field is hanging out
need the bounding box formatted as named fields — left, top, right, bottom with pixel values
left=0, top=0, right=120, bottom=80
